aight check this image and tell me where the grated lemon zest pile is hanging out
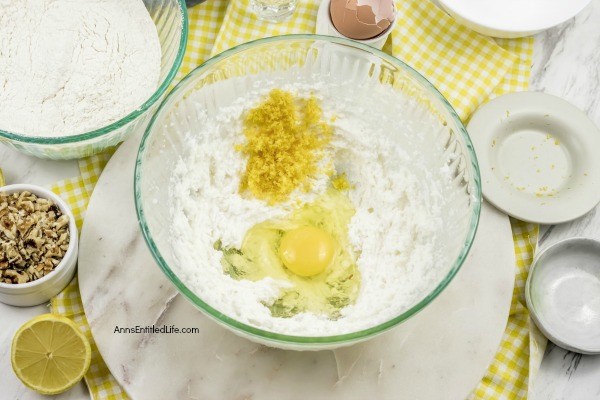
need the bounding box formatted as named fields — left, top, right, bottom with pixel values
left=331, top=173, right=352, bottom=191
left=238, top=89, right=333, bottom=204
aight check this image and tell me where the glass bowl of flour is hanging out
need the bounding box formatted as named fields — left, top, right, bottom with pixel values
left=0, top=0, right=187, bottom=160
left=135, top=35, right=482, bottom=350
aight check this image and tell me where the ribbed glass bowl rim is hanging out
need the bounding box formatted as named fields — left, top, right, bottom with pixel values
left=134, top=34, right=482, bottom=346
left=0, top=0, right=189, bottom=145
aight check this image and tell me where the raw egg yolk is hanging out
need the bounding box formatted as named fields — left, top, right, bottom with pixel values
left=279, top=226, right=335, bottom=277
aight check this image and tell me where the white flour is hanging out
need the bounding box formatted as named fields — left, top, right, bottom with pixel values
left=0, top=0, right=161, bottom=137
left=169, top=81, right=454, bottom=336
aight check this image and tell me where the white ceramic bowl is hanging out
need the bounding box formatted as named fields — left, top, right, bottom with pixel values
left=526, top=237, right=600, bottom=354
left=437, top=0, right=591, bottom=38
left=467, top=92, right=600, bottom=224
left=0, top=184, right=78, bottom=307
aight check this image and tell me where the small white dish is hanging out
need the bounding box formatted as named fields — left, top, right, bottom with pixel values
left=526, top=238, right=600, bottom=355
left=315, top=0, right=396, bottom=50
left=437, top=0, right=591, bottom=38
left=0, top=184, right=78, bottom=307
left=468, top=92, right=600, bottom=224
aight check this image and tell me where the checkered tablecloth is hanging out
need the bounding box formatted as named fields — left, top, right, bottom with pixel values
left=49, top=0, right=545, bottom=398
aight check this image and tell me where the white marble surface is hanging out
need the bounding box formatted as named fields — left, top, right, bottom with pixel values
left=79, top=129, right=515, bottom=400
left=528, top=0, right=600, bottom=398
left=1, top=0, right=600, bottom=397
left=78, top=129, right=515, bottom=400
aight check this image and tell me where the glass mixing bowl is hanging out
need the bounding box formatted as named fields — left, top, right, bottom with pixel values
left=0, top=0, right=188, bottom=160
left=135, top=35, right=482, bottom=350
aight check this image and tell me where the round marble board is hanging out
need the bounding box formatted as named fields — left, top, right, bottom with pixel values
left=79, top=133, right=516, bottom=400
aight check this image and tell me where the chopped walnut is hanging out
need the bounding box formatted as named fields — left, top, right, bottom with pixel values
left=0, top=191, right=70, bottom=284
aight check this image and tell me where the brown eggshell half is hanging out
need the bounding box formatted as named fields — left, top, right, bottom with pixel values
left=330, top=0, right=392, bottom=40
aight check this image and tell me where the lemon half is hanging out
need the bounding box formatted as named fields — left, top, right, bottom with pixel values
left=11, top=314, right=91, bottom=395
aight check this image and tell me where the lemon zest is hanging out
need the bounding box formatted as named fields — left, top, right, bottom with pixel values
left=238, top=89, right=333, bottom=204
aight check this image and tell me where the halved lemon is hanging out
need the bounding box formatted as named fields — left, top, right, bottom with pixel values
left=0, top=167, right=5, bottom=186
left=11, top=314, right=91, bottom=395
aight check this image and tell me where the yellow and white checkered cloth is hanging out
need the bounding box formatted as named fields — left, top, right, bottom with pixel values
left=48, top=0, right=544, bottom=398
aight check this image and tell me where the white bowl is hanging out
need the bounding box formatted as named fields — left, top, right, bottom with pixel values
left=0, top=184, right=78, bottom=307
left=437, top=0, right=591, bottom=38
left=526, top=238, right=600, bottom=354
left=467, top=92, right=600, bottom=224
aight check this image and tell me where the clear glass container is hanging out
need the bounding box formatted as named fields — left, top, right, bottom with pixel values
left=251, top=0, right=297, bottom=22
left=0, top=0, right=188, bottom=160
left=135, top=35, right=482, bottom=350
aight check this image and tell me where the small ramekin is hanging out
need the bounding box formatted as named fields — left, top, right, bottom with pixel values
left=525, top=237, right=600, bottom=355
left=0, top=184, right=78, bottom=307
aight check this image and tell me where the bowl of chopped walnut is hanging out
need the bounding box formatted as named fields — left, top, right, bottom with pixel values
left=0, top=185, right=78, bottom=306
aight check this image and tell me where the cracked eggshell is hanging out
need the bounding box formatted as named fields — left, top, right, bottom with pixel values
left=329, top=0, right=396, bottom=40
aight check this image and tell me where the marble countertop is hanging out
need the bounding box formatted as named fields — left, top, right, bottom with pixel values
left=76, top=133, right=515, bottom=400
left=1, top=1, right=600, bottom=398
